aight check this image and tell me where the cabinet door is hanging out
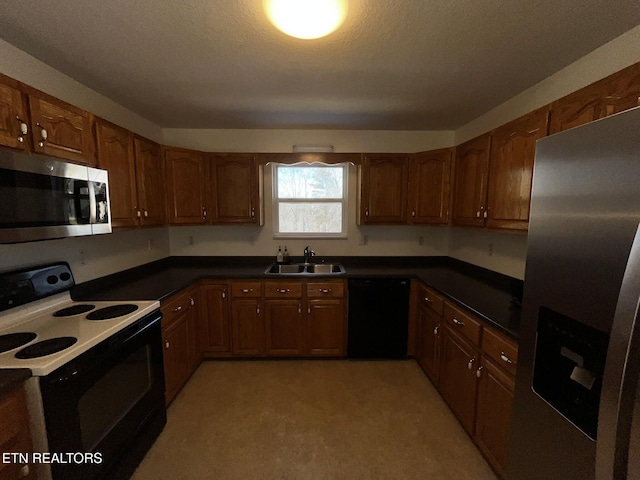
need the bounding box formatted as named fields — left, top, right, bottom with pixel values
left=0, top=385, right=35, bottom=479
left=264, top=298, right=304, bottom=356
left=549, top=63, right=640, bottom=134
left=134, top=137, right=166, bottom=226
left=306, top=299, right=345, bottom=356
left=409, top=148, right=452, bottom=224
left=200, top=283, right=230, bottom=354
left=486, top=108, right=549, bottom=230
left=439, top=326, right=480, bottom=434
left=417, top=306, right=441, bottom=385
left=210, top=154, right=260, bottom=224
left=359, top=154, right=409, bottom=224
left=475, top=358, right=515, bottom=478
left=162, top=314, right=190, bottom=405
left=165, top=148, right=208, bottom=224
left=96, top=120, right=138, bottom=228
left=186, top=288, right=202, bottom=371
left=28, top=91, right=95, bottom=165
left=0, top=75, right=28, bottom=150
left=231, top=298, right=264, bottom=356
left=453, top=134, right=491, bottom=227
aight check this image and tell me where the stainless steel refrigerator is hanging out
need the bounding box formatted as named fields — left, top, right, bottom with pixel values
left=508, top=106, right=640, bottom=480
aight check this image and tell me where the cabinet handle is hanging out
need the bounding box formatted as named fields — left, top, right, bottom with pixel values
left=298, top=304, right=301, bottom=314
left=412, top=210, right=416, bottom=217
left=19, top=463, right=29, bottom=478
left=320, top=288, right=332, bottom=294
left=202, top=207, right=207, bottom=219
left=36, top=123, right=48, bottom=147
left=251, top=207, right=255, bottom=218
left=165, top=340, right=170, bottom=349
left=483, top=209, right=488, bottom=219
left=190, top=297, right=195, bottom=307
left=241, top=288, right=253, bottom=293
left=136, top=209, right=141, bottom=218
left=17, top=117, right=28, bottom=143
left=424, top=296, right=432, bottom=303
left=256, top=305, right=260, bottom=315
left=452, top=317, right=465, bottom=327
left=468, top=357, right=475, bottom=370
left=276, top=288, right=290, bottom=293
left=222, top=291, right=226, bottom=299
left=433, top=324, right=440, bottom=335
left=476, top=366, right=483, bottom=378
left=308, top=305, right=311, bottom=314
left=500, top=352, right=514, bottom=364
left=365, top=209, right=369, bottom=217
left=172, top=305, right=183, bottom=313
left=144, top=209, right=149, bottom=217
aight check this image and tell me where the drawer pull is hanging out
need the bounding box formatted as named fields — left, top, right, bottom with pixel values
left=320, top=288, right=332, bottom=294
left=476, top=366, right=483, bottom=378
left=241, top=288, right=254, bottom=293
left=165, top=340, right=170, bottom=349
left=467, top=357, right=475, bottom=370
left=452, top=317, right=465, bottom=326
left=172, top=305, right=183, bottom=313
left=424, top=296, right=432, bottom=303
left=276, top=288, right=290, bottom=293
left=500, top=352, right=514, bottom=364
left=433, top=324, right=439, bottom=335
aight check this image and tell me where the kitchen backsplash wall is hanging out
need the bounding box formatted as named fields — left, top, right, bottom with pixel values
left=0, top=229, right=170, bottom=284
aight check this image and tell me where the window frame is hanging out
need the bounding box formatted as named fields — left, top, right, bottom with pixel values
left=272, top=162, right=348, bottom=239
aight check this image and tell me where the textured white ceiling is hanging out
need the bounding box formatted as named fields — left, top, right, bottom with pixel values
left=1, top=1, right=639, bottom=130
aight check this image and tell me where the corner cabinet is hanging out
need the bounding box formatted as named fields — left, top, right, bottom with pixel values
left=409, top=148, right=453, bottom=225
left=165, top=147, right=208, bottom=224
left=452, top=134, right=491, bottom=227
left=209, top=153, right=263, bottom=224
left=358, top=154, right=410, bottom=224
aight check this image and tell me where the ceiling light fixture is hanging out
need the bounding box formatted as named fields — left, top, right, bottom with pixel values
left=263, top=0, right=348, bottom=40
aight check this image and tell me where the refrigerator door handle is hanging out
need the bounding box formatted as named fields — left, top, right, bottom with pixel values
left=596, top=222, right=640, bottom=480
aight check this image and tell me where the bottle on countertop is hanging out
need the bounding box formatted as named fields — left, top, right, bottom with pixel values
left=276, top=246, right=284, bottom=264
left=283, top=246, right=290, bottom=264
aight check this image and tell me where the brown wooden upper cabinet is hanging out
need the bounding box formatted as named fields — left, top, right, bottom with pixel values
left=549, top=63, right=640, bottom=134
left=26, top=89, right=95, bottom=165
left=486, top=108, right=549, bottom=230
left=358, top=153, right=410, bottom=224
left=96, top=120, right=138, bottom=228
left=453, top=134, right=491, bottom=227
left=165, top=147, right=208, bottom=224
left=96, top=120, right=166, bottom=228
left=409, top=148, right=453, bottom=225
left=134, top=137, right=166, bottom=227
left=209, top=153, right=263, bottom=224
left=0, top=73, right=29, bottom=151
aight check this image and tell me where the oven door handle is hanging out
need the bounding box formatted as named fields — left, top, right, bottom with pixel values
left=45, top=312, right=161, bottom=384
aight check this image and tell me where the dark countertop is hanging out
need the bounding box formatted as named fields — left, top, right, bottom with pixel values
left=0, top=368, right=31, bottom=393
left=73, top=256, right=522, bottom=338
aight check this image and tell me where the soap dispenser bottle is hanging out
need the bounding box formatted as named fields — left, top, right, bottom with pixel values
left=283, top=246, right=290, bottom=264
left=276, top=246, right=283, bottom=264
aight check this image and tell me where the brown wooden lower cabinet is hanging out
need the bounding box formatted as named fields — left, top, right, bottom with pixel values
left=416, top=305, right=442, bottom=384
left=231, top=297, right=264, bottom=356
left=264, top=298, right=304, bottom=355
left=0, top=384, right=35, bottom=480
left=306, top=298, right=345, bottom=356
left=199, top=282, right=231, bottom=355
left=439, top=325, right=481, bottom=435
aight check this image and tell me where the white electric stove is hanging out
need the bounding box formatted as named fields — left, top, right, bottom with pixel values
left=0, top=291, right=159, bottom=375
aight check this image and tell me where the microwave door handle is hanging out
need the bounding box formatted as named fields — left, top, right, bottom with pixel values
left=88, top=180, right=97, bottom=224
left=596, top=222, right=640, bottom=480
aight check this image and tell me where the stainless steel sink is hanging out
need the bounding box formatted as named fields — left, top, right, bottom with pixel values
left=264, top=263, right=345, bottom=275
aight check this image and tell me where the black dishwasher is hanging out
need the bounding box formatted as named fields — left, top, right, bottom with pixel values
left=347, top=278, right=410, bottom=358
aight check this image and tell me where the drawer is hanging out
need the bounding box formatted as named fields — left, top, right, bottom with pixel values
left=230, top=281, right=262, bottom=298
left=482, top=327, right=518, bottom=377
left=306, top=280, right=345, bottom=298
left=161, top=290, right=191, bottom=328
left=418, top=283, right=444, bottom=316
left=443, top=302, right=482, bottom=346
left=264, top=281, right=302, bottom=298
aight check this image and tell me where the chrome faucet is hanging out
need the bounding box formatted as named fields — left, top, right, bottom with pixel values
left=303, top=246, right=316, bottom=264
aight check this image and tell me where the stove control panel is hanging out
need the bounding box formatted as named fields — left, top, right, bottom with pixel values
left=0, top=263, right=74, bottom=312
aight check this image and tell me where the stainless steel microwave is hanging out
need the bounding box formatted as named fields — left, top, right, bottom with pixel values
left=0, top=150, right=111, bottom=243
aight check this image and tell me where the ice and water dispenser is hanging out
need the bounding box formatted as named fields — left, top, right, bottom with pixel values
left=532, top=307, right=610, bottom=439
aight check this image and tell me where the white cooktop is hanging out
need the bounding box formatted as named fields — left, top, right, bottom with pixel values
left=0, top=292, right=159, bottom=376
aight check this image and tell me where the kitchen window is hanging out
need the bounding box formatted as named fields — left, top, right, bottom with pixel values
left=273, top=163, right=348, bottom=238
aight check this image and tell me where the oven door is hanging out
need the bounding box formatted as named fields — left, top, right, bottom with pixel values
left=39, top=311, right=166, bottom=480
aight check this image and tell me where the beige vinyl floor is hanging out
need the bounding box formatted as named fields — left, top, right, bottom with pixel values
left=131, top=359, right=498, bottom=480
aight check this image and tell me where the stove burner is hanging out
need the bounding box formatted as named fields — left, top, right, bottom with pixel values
left=0, top=332, right=37, bottom=354
left=86, top=304, right=138, bottom=321
left=15, top=337, right=77, bottom=359
left=53, top=304, right=96, bottom=317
